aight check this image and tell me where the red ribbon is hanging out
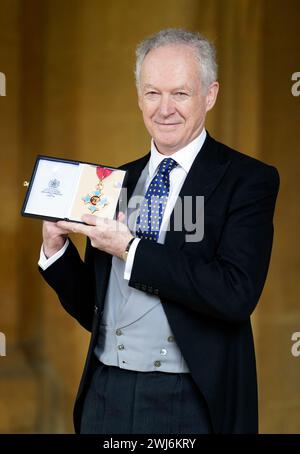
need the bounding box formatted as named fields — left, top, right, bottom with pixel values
left=96, top=167, right=113, bottom=180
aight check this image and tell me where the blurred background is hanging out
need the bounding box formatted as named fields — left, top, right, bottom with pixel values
left=0, top=0, right=299, bottom=433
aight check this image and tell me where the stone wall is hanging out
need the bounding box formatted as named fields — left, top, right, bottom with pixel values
left=0, top=0, right=299, bottom=433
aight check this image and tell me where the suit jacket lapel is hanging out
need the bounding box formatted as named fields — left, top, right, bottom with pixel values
left=165, top=133, right=232, bottom=249
left=121, top=153, right=151, bottom=202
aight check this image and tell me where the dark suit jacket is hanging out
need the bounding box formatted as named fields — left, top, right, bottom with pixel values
left=40, top=132, right=279, bottom=433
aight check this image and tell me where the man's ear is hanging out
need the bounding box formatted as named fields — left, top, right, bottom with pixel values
left=205, top=81, right=219, bottom=112
left=137, top=93, right=143, bottom=111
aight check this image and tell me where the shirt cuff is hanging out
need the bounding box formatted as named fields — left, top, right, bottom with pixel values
left=38, top=239, right=70, bottom=271
left=123, top=238, right=141, bottom=281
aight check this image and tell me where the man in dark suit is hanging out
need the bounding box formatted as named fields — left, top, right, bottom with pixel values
left=39, top=29, right=279, bottom=433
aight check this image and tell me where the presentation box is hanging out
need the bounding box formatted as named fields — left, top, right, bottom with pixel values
left=21, top=155, right=127, bottom=223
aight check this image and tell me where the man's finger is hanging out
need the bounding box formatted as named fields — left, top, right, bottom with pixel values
left=81, top=214, right=98, bottom=226
left=57, top=220, right=93, bottom=236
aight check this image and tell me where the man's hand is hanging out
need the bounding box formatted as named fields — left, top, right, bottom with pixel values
left=42, top=221, right=70, bottom=258
left=56, top=212, right=134, bottom=260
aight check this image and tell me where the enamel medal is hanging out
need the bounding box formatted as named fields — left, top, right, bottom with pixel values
left=82, top=167, right=112, bottom=214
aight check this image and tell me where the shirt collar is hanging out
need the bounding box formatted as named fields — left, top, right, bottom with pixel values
left=149, top=128, right=207, bottom=179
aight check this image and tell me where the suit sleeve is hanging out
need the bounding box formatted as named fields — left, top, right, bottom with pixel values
left=39, top=238, right=95, bottom=331
left=129, top=164, right=280, bottom=323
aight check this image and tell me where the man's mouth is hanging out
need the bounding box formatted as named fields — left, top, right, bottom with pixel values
left=155, top=122, right=181, bottom=126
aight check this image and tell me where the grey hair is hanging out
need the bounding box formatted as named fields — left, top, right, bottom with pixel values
left=135, top=28, right=218, bottom=93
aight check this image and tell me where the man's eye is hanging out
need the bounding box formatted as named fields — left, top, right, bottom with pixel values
left=175, top=92, right=188, bottom=97
left=145, top=91, right=159, bottom=96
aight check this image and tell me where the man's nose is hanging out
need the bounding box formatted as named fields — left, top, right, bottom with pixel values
left=158, top=94, right=175, bottom=117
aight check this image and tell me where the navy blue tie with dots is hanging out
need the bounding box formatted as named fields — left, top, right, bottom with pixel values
left=136, top=158, right=178, bottom=242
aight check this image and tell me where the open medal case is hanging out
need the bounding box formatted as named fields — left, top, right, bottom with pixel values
left=21, top=155, right=127, bottom=223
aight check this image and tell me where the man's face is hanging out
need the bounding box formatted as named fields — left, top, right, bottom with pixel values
left=138, top=44, right=218, bottom=155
